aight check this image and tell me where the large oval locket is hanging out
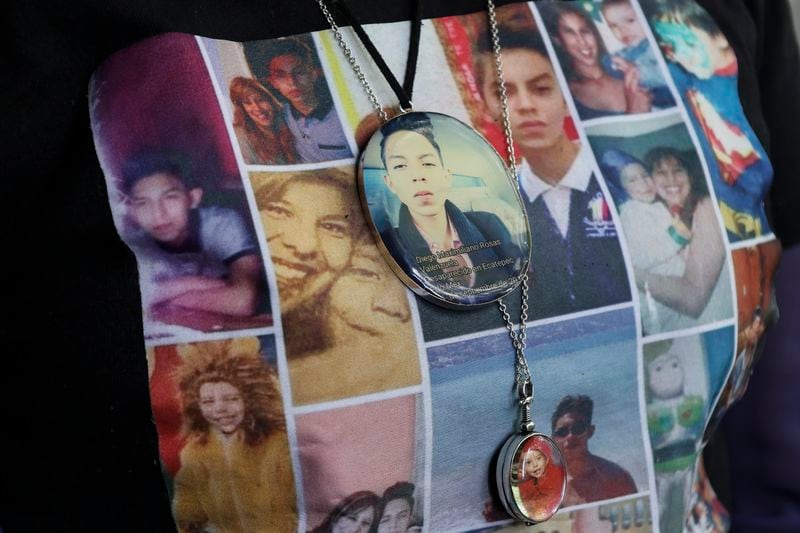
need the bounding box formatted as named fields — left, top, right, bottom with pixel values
left=358, top=111, right=531, bottom=308
left=496, top=432, right=567, bottom=524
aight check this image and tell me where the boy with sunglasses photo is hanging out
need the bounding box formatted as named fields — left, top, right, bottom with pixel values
left=551, top=395, right=637, bottom=506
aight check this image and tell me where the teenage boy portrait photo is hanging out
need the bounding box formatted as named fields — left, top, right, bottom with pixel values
left=121, top=153, right=267, bottom=334
left=375, top=112, right=526, bottom=294
left=476, top=28, right=630, bottom=317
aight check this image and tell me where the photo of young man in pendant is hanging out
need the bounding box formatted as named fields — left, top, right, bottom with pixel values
left=362, top=111, right=529, bottom=304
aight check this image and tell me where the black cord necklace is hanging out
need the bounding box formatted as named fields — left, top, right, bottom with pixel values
left=328, top=0, right=422, bottom=111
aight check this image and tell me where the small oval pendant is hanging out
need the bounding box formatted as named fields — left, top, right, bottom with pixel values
left=496, top=432, right=567, bottom=524
left=358, top=111, right=531, bottom=308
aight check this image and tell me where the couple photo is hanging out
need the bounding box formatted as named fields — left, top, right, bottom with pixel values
left=204, top=34, right=353, bottom=166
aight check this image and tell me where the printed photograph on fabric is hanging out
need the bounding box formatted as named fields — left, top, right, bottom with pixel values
left=587, top=112, right=734, bottom=336
left=726, top=241, right=781, bottom=404
left=471, top=494, right=653, bottom=533
left=146, top=336, right=297, bottom=532
left=643, top=327, right=733, bottom=533
left=250, top=167, right=421, bottom=405
left=538, top=0, right=676, bottom=121
left=89, top=33, right=272, bottom=339
left=427, top=308, right=646, bottom=531
left=641, top=0, right=774, bottom=242
left=201, top=34, right=354, bottom=165
left=704, top=239, right=781, bottom=439
left=361, top=111, right=530, bottom=305
left=575, top=495, right=653, bottom=533
left=417, top=8, right=629, bottom=341
left=683, top=459, right=729, bottom=532
left=202, top=37, right=301, bottom=166
left=296, top=395, right=426, bottom=532
left=432, top=3, right=559, bottom=159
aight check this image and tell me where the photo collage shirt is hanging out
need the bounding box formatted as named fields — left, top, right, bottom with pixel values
left=89, top=1, right=779, bottom=531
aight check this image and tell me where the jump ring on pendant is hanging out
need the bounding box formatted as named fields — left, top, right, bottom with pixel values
left=517, top=379, right=533, bottom=403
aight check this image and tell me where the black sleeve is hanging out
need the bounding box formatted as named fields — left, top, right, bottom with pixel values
left=698, top=0, right=800, bottom=508
left=745, top=0, right=800, bottom=247
left=696, top=0, right=800, bottom=246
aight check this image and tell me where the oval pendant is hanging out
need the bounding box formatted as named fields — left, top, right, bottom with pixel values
left=496, top=432, right=567, bottom=524
left=358, top=111, right=531, bottom=308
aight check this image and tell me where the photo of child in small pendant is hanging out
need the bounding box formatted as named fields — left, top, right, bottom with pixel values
left=359, top=111, right=530, bottom=306
left=511, top=434, right=566, bottom=522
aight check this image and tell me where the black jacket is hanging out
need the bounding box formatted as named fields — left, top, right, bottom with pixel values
left=381, top=200, right=524, bottom=295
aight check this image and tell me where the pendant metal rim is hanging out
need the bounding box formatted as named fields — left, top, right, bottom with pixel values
left=357, top=111, right=532, bottom=309
left=495, top=432, right=567, bottom=524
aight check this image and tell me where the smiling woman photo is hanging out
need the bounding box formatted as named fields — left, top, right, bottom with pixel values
left=600, top=147, right=693, bottom=335
left=229, top=76, right=297, bottom=165
left=540, top=2, right=653, bottom=119
left=635, top=146, right=731, bottom=324
left=254, top=168, right=421, bottom=405
left=253, top=168, right=359, bottom=361
left=255, top=169, right=356, bottom=313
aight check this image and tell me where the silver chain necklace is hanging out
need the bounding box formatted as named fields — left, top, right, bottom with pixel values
left=315, top=0, right=390, bottom=122
left=316, top=0, right=532, bottom=394
left=315, top=0, right=565, bottom=523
